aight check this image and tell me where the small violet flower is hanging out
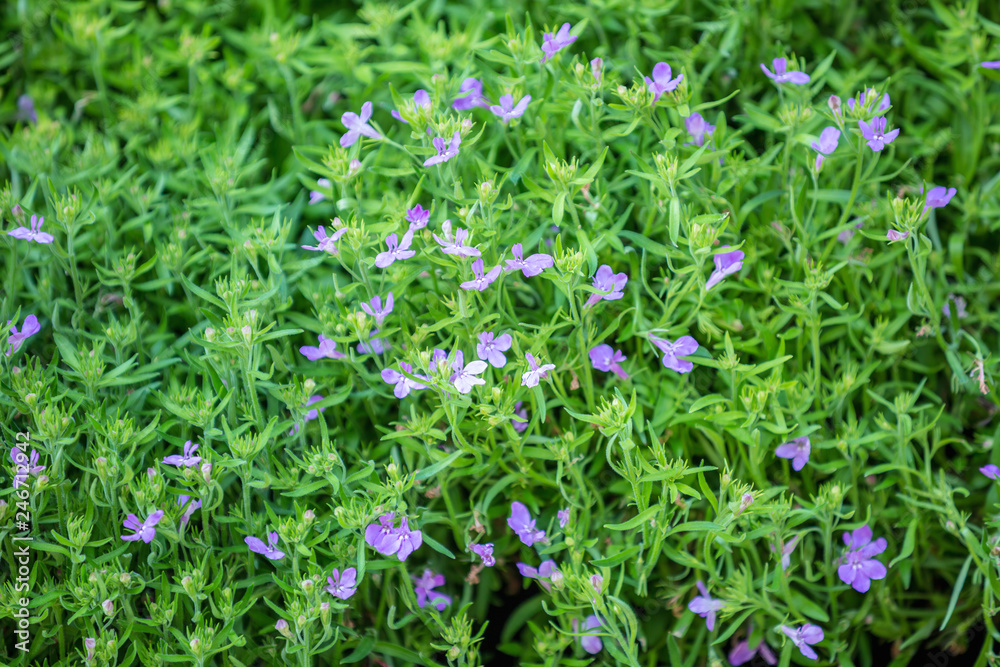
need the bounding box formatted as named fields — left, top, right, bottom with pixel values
left=705, top=246, right=745, bottom=290
left=886, top=230, right=909, bottom=242
left=858, top=117, right=900, bottom=152
left=811, top=126, right=841, bottom=171
left=650, top=335, right=699, bottom=374
left=558, top=508, right=570, bottom=529
left=381, top=362, right=428, bottom=399
left=644, top=62, right=683, bottom=102
left=779, top=624, right=824, bottom=660
left=423, top=131, right=462, bottom=167
left=574, top=615, right=603, bottom=654
left=775, top=436, right=811, bottom=471
left=433, top=225, right=481, bottom=257
left=325, top=567, right=359, bottom=600
left=10, top=447, right=44, bottom=489
left=162, top=440, right=202, bottom=468
left=453, top=78, right=490, bottom=111
left=980, top=464, right=1000, bottom=479
left=923, top=185, right=956, bottom=213
left=16, top=95, right=37, bottom=124
left=589, top=344, right=628, bottom=380
left=8, top=214, right=54, bottom=244
left=245, top=531, right=285, bottom=560
left=685, top=113, right=715, bottom=147
left=943, top=294, right=968, bottom=320
left=469, top=543, right=496, bottom=567
left=6, top=314, right=41, bottom=356
left=490, top=94, right=531, bottom=123
left=122, top=510, right=164, bottom=543
left=760, top=57, right=810, bottom=85
left=688, top=581, right=725, bottom=631
left=512, top=401, right=529, bottom=432
left=340, top=101, right=381, bottom=148
left=177, top=495, right=201, bottom=525
left=540, top=23, right=577, bottom=63
left=729, top=636, right=777, bottom=666
left=290, top=395, right=324, bottom=435
left=477, top=331, right=513, bottom=368
left=302, top=225, right=348, bottom=254
left=504, top=243, right=553, bottom=277
left=391, top=89, right=431, bottom=123
left=414, top=570, right=451, bottom=610
left=516, top=560, right=558, bottom=591
left=460, top=258, right=502, bottom=291
left=838, top=525, right=888, bottom=593
left=451, top=360, right=488, bottom=395
left=585, top=265, right=628, bottom=307
left=521, top=353, right=556, bottom=388
left=375, top=230, right=416, bottom=269
left=508, top=501, right=546, bottom=546
left=309, top=179, right=330, bottom=205
left=360, top=293, right=394, bottom=327
left=356, top=331, right=390, bottom=355
left=365, top=513, right=423, bottom=561
left=771, top=534, right=802, bottom=570
left=406, top=204, right=431, bottom=229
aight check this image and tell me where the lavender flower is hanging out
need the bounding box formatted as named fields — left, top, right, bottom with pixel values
left=490, top=94, right=531, bottom=123
left=512, top=401, right=529, bottom=432
left=811, top=126, right=841, bottom=171
left=453, top=78, right=490, bottom=110
left=391, top=89, right=431, bottom=123
left=8, top=214, right=54, bottom=244
left=365, top=512, right=403, bottom=556
left=177, top=495, right=201, bottom=525
left=469, top=542, right=496, bottom=567
left=309, top=179, right=331, bottom=205
left=521, top=353, right=556, bottom=388
left=923, top=185, right=957, bottom=213
left=516, top=559, right=558, bottom=591
left=508, top=501, right=546, bottom=546
left=381, top=362, right=428, bottom=399
left=414, top=570, right=451, bottom=610
left=356, top=331, right=390, bottom=355
left=838, top=525, right=888, bottom=593
left=16, top=95, right=37, bottom=124
left=942, top=294, right=967, bottom=320
left=760, top=57, right=810, bottom=85
left=433, top=226, right=480, bottom=257
left=10, top=447, right=44, bottom=489
left=122, top=510, right=164, bottom=543
left=361, top=293, right=394, bottom=327
left=589, top=344, right=628, bottom=380
left=779, top=624, right=824, bottom=660
left=685, top=113, right=715, bottom=147
left=375, top=231, right=416, bottom=269
left=406, top=204, right=431, bottom=229
left=688, top=581, right=724, bottom=631
left=775, top=436, right=810, bottom=471
left=729, top=635, right=777, bottom=666
left=162, top=441, right=202, bottom=468
left=650, top=335, right=699, bottom=374
left=6, top=314, right=40, bottom=356
left=644, top=62, right=684, bottom=102
left=302, top=225, right=348, bottom=254
left=325, top=567, right=359, bottom=600
left=245, top=531, right=285, bottom=560
left=424, top=131, right=462, bottom=167
left=396, top=516, right=423, bottom=560
left=477, top=331, right=513, bottom=368
left=858, top=117, right=900, bottom=152
left=982, top=59, right=1000, bottom=69
left=558, top=508, right=570, bottom=529
left=540, top=23, right=577, bottom=63
left=460, top=258, right=502, bottom=291
left=980, top=464, right=1000, bottom=479
left=289, top=395, right=325, bottom=435
left=503, top=243, right=553, bottom=277
left=340, top=101, right=381, bottom=147
left=705, top=246, right=745, bottom=290
left=585, top=265, right=628, bottom=307
left=591, top=58, right=603, bottom=83
left=575, top=615, right=603, bottom=654
left=451, top=360, right=488, bottom=394
left=299, top=334, right=346, bottom=361
left=771, top=534, right=801, bottom=570
left=886, top=230, right=909, bottom=242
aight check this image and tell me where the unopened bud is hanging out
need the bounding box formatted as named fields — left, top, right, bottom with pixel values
left=102, top=599, right=114, bottom=615
left=276, top=619, right=292, bottom=638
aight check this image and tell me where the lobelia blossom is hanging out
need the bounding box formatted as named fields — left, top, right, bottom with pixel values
left=811, top=126, right=840, bottom=171
left=289, top=395, right=324, bottom=435
left=325, top=567, right=359, bottom=600
left=490, top=94, right=531, bottom=123
left=516, top=560, right=559, bottom=591
left=982, top=59, right=1000, bottom=69
left=423, top=131, right=462, bottom=167
left=365, top=512, right=423, bottom=560
left=760, top=57, right=810, bottom=85
left=6, top=314, right=41, bottom=356
left=309, top=179, right=331, bottom=205
left=122, top=510, right=164, bottom=543
left=644, top=62, right=684, bottom=102
left=775, top=436, right=811, bottom=471
left=729, top=635, right=777, bottom=666
left=375, top=230, right=416, bottom=268
left=886, top=229, right=909, bottom=242
left=858, top=117, right=900, bottom=152
left=942, top=294, right=967, bottom=320
left=84, top=637, right=96, bottom=662
left=16, top=95, right=37, bottom=124
left=521, top=353, right=556, bottom=388
left=508, top=501, right=547, bottom=546
left=779, top=624, right=824, bottom=660
left=685, top=113, right=715, bottom=147
left=771, top=534, right=802, bottom=570
left=302, top=225, right=348, bottom=254
left=7, top=214, right=54, bottom=244
left=706, top=246, right=745, bottom=290
left=245, top=531, right=285, bottom=560
left=650, top=335, right=699, bottom=374
left=162, top=440, right=202, bottom=468
left=980, top=464, right=1000, bottom=479
left=177, top=495, right=201, bottom=525
left=838, top=221, right=863, bottom=244
left=504, top=243, right=553, bottom=277
left=469, top=542, right=495, bottom=567
left=356, top=331, right=390, bottom=355
left=460, top=258, right=502, bottom=291
left=688, top=581, right=725, bottom=631
left=300, top=334, right=346, bottom=361
left=340, top=101, right=381, bottom=147
left=406, top=204, right=431, bottom=229
left=381, top=362, right=428, bottom=399
left=451, top=360, right=488, bottom=394
left=414, top=570, right=451, bottom=610
left=395, top=518, right=423, bottom=561
left=585, top=265, right=628, bottom=307
left=574, top=615, right=603, bottom=654
left=433, top=226, right=480, bottom=257
left=453, top=78, right=490, bottom=110
left=540, top=23, right=577, bottom=62
left=558, top=508, right=570, bottom=529
left=923, top=185, right=957, bottom=213
left=477, top=331, right=513, bottom=368
left=512, top=401, right=529, bottom=432
left=391, top=89, right=431, bottom=123
left=361, top=293, right=394, bottom=327
left=838, top=525, right=888, bottom=593
left=589, top=344, right=628, bottom=380
left=11, top=447, right=44, bottom=489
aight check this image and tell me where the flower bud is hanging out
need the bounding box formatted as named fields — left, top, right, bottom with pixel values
left=84, top=637, right=96, bottom=661
left=102, top=599, right=114, bottom=615
left=828, top=95, right=841, bottom=118
left=591, top=57, right=603, bottom=84
left=205, top=327, right=215, bottom=342
left=276, top=619, right=293, bottom=638
left=301, top=579, right=314, bottom=594
left=303, top=509, right=315, bottom=523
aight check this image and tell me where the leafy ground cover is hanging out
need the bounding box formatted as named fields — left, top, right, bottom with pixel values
left=3, top=1, right=1000, bottom=665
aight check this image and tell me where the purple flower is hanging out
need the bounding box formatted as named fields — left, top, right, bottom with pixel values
left=477, top=331, right=513, bottom=368
left=245, top=531, right=285, bottom=560
left=508, top=501, right=547, bottom=546
left=706, top=246, right=745, bottom=290
left=84, top=637, right=96, bottom=661
left=516, top=560, right=558, bottom=591
left=585, top=265, right=628, bottom=307
left=302, top=225, right=348, bottom=254
left=381, top=362, right=428, bottom=399
left=943, top=294, right=967, bottom=319
left=8, top=214, right=54, bottom=244
left=838, top=221, right=863, bottom=244
left=424, top=131, right=462, bottom=167
left=6, top=314, right=40, bottom=357
left=309, top=179, right=331, bottom=205
left=591, top=58, right=603, bottom=83
left=162, top=440, right=202, bottom=468
left=685, top=113, right=715, bottom=147
left=460, top=258, right=502, bottom=291
left=469, top=542, right=495, bottom=567
left=574, top=615, right=603, bottom=654
left=406, top=204, right=431, bottom=229
left=361, top=293, right=394, bottom=327
left=557, top=508, right=570, bottom=529
left=433, top=226, right=480, bottom=257
left=365, top=512, right=403, bottom=556
left=858, top=117, right=900, bottom=152
left=340, top=101, right=381, bottom=147
left=300, top=334, right=346, bottom=361
left=395, top=517, right=423, bottom=561
left=503, top=243, right=553, bottom=277
left=414, top=569, right=451, bottom=610
left=982, top=60, right=1000, bottom=69
left=540, top=23, right=577, bottom=63
left=589, top=344, right=628, bottom=380
left=771, top=534, right=801, bottom=570
left=981, top=464, right=1000, bottom=479
left=453, top=78, right=490, bottom=111
left=760, top=57, right=810, bottom=85
left=650, top=335, right=699, bottom=374
left=391, top=89, right=431, bottom=123
left=451, top=359, right=488, bottom=394
left=847, top=88, right=890, bottom=114
left=924, top=186, right=956, bottom=213
left=10, top=447, right=44, bottom=489
left=779, top=624, right=824, bottom=660
left=16, top=95, right=37, bottom=124
left=886, top=230, right=909, bottom=242
left=838, top=525, right=888, bottom=593
left=122, top=510, right=164, bottom=543
left=729, top=636, right=777, bottom=666
left=512, top=401, right=529, bottom=432
left=375, top=230, right=416, bottom=269
left=290, top=395, right=325, bottom=435
left=521, top=353, right=556, bottom=388
left=644, top=62, right=684, bottom=102
left=811, top=126, right=841, bottom=171
left=356, top=331, right=390, bottom=355
left=775, top=436, right=810, bottom=471
left=177, top=495, right=201, bottom=525
left=490, top=94, right=531, bottom=123
left=688, top=581, right=724, bottom=631
left=326, top=567, right=359, bottom=600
